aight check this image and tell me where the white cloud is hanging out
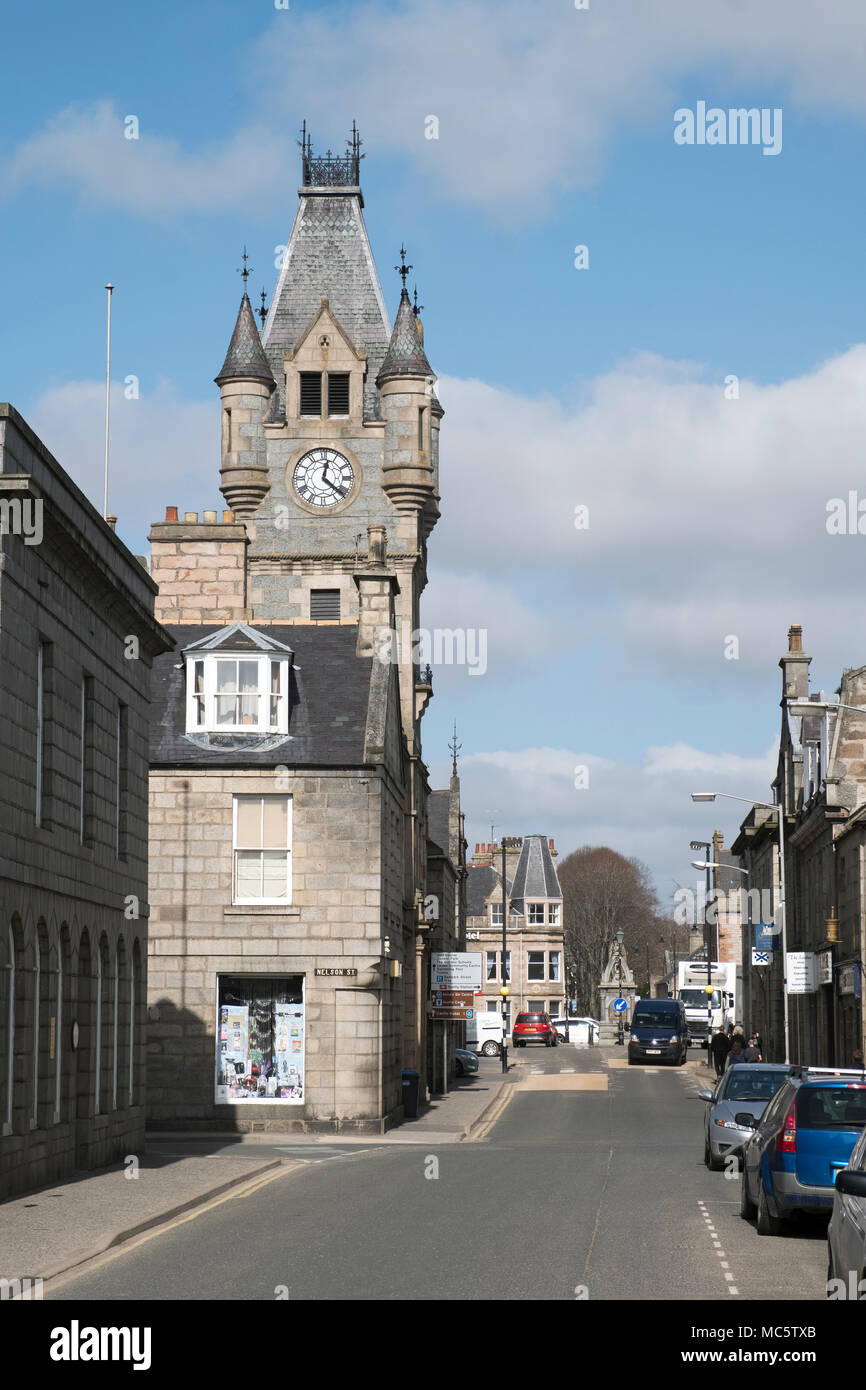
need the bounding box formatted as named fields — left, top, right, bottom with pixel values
left=24, top=379, right=219, bottom=553
left=433, top=345, right=866, bottom=682
left=431, top=738, right=778, bottom=901
left=6, top=2, right=866, bottom=215
left=4, top=101, right=284, bottom=217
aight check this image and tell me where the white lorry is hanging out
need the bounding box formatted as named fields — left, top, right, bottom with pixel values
left=676, top=960, right=741, bottom=1047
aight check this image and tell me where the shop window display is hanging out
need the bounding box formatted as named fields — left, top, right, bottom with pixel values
left=216, top=976, right=304, bottom=1104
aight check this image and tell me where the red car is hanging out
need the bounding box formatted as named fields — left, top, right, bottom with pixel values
left=512, top=1011, right=558, bottom=1047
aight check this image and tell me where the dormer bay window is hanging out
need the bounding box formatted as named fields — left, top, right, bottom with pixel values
left=183, top=625, right=293, bottom=735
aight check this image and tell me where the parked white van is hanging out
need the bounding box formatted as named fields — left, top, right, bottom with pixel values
left=465, top=1010, right=505, bottom=1056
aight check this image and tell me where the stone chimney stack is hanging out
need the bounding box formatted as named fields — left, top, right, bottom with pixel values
left=780, top=623, right=811, bottom=702
left=353, top=525, right=399, bottom=659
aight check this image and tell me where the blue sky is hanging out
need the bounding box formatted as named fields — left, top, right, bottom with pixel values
left=3, top=0, right=866, bottom=902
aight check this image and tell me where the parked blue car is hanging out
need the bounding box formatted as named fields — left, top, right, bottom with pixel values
left=740, top=1067, right=866, bottom=1235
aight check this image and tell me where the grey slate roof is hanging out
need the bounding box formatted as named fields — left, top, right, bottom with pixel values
left=215, top=294, right=275, bottom=387
left=509, top=835, right=562, bottom=912
left=427, top=789, right=451, bottom=858
left=466, top=863, right=510, bottom=916
left=150, top=624, right=372, bottom=768
left=377, top=288, right=433, bottom=384
left=262, top=193, right=392, bottom=421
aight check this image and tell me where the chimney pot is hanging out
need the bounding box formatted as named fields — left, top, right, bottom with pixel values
left=222, top=509, right=235, bottom=523
left=105, top=514, right=117, bottom=531
left=165, top=506, right=178, bottom=522
left=788, top=624, right=803, bottom=653
left=203, top=509, right=217, bottom=523
left=184, top=511, right=198, bottom=523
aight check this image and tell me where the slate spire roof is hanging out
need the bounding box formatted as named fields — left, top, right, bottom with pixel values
left=377, top=287, right=433, bottom=385
left=261, top=184, right=392, bottom=420
left=509, top=835, right=562, bottom=913
left=215, top=293, right=275, bottom=387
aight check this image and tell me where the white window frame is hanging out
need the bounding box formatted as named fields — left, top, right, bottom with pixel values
left=527, top=903, right=545, bottom=925
left=527, top=950, right=545, bottom=982
left=549, top=951, right=561, bottom=982
left=549, top=903, right=561, bottom=926
left=186, top=654, right=290, bottom=734
left=232, top=796, right=293, bottom=905
left=489, top=902, right=503, bottom=926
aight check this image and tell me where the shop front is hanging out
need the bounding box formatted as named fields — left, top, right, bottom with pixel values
left=216, top=975, right=305, bottom=1106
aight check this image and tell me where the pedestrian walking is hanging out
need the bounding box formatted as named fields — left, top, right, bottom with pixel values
left=710, top=1026, right=730, bottom=1077
left=851, top=1048, right=864, bottom=1071
left=726, top=1037, right=746, bottom=1068
left=743, top=1035, right=762, bottom=1063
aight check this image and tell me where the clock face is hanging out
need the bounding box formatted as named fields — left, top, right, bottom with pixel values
left=292, top=448, right=355, bottom=509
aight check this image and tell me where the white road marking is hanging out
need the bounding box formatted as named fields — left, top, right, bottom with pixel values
left=699, top=1199, right=741, bottom=1298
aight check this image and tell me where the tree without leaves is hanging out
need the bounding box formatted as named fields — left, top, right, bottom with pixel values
left=558, top=846, right=673, bottom=1015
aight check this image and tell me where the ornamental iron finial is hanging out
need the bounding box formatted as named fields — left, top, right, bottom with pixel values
left=258, top=289, right=268, bottom=330
left=412, top=284, right=424, bottom=317
left=237, top=247, right=252, bottom=288
left=395, top=246, right=412, bottom=288
left=449, top=720, right=462, bottom=777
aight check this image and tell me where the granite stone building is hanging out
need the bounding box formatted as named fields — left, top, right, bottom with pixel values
left=733, top=625, right=866, bottom=1066
left=466, top=836, right=564, bottom=1020
left=0, top=405, right=171, bottom=1198
left=146, top=129, right=462, bottom=1133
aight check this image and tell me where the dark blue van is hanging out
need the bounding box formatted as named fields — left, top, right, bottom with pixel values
left=627, top=998, right=689, bottom=1066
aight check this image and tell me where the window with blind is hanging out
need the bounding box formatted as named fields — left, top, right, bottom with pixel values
left=310, top=589, right=341, bottom=621
left=299, top=372, right=322, bottom=416
left=326, top=373, right=350, bottom=416
left=233, top=796, right=292, bottom=903
left=186, top=655, right=289, bottom=733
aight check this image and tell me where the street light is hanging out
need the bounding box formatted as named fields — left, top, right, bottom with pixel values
left=691, top=790, right=789, bottom=1063
left=689, top=839, right=714, bottom=1057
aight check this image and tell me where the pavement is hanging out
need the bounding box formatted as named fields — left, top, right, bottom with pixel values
left=0, top=1053, right=514, bottom=1288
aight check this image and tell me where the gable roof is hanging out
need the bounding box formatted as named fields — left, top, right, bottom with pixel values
left=466, top=863, right=510, bottom=917
left=150, top=624, right=372, bottom=768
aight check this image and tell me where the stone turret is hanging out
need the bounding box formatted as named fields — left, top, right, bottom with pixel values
left=377, top=288, right=439, bottom=532
left=215, top=293, right=274, bottom=517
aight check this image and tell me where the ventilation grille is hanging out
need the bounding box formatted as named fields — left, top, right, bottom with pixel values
left=310, top=589, right=341, bottom=620
left=327, top=374, right=350, bottom=416
left=300, top=372, right=322, bottom=416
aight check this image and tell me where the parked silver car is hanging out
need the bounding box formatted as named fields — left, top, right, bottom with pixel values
left=827, top=1120, right=866, bottom=1298
left=700, top=1064, right=793, bottom=1171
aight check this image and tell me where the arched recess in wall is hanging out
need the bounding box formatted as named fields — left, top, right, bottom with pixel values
left=1, top=920, right=15, bottom=1135
left=115, top=936, right=128, bottom=1111
left=130, top=937, right=143, bottom=1108
left=75, top=928, right=94, bottom=1126
left=33, top=921, right=49, bottom=1131
left=54, top=924, right=72, bottom=1126
left=97, top=934, right=111, bottom=1117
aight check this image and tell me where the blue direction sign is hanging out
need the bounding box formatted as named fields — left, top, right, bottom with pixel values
left=613, top=998, right=628, bottom=1013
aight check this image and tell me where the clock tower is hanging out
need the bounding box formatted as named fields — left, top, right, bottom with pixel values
left=212, top=124, right=442, bottom=749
